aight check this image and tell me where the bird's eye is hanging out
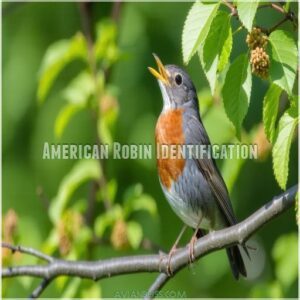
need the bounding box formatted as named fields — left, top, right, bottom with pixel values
left=175, top=74, right=182, bottom=86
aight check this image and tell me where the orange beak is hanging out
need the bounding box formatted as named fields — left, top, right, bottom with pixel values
left=148, top=53, right=170, bottom=85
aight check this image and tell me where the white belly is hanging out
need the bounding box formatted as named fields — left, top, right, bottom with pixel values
left=162, top=183, right=212, bottom=230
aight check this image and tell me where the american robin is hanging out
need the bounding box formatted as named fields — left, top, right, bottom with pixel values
left=148, top=54, right=249, bottom=279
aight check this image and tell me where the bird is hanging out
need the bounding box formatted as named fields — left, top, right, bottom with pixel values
left=148, top=54, right=249, bottom=280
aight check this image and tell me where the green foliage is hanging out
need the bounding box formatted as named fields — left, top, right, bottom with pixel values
left=49, top=160, right=101, bottom=224
left=269, top=30, right=298, bottom=96
left=218, top=19, right=232, bottom=73
left=55, top=104, right=82, bottom=139
left=94, top=205, right=123, bottom=236
left=182, top=1, right=220, bottom=64
left=62, top=71, right=96, bottom=106
left=127, top=221, right=143, bottom=249
left=123, top=183, right=157, bottom=218
left=182, top=1, right=298, bottom=189
left=199, top=11, right=232, bottom=94
left=37, top=33, right=87, bottom=103
left=94, top=19, right=120, bottom=65
left=272, top=106, right=298, bottom=190
left=263, top=84, right=282, bottom=143
left=94, top=183, right=156, bottom=250
left=222, top=54, right=252, bottom=138
left=236, top=0, right=259, bottom=32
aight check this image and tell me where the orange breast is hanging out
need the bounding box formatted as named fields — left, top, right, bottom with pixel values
left=155, top=108, right=185, bottom=190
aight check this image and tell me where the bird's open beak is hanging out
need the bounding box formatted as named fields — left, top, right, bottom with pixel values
left=148, top=54, right=170, bottom=85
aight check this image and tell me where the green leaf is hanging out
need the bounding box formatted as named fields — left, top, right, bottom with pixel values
left=222, top=54, right=252, bottom=138
left=199, top=12, right=231, bottom=94
left=94, top=205, right=123, bottom=236
left=236, top=0, right=259, bottom=32
left=97, top=93, right=119, bottom=145
left=62, top=71, right=95, bottom=106
left=54, top=104, right=82, bottom=139
left=272, top=108, right=298, bottom=189
left=42, top=229, right=59, bottom=255
left=37, top=33, right=87, bottom=103
left=269, top=30, right=298, bottom=96
left=127, top=221, right=143, bottom=249
left=97, top=179, right=118, bottom=204
left=272, top=233, right=298, bottom=288
left=49, top=160, right=101, bottom=224
left=94, top=19, right=119, bottom=65
left=218, top=19, right=232, bottom=73
left=124, top=194, right=157, bottom=218
left=123, top=184, right=157, bottom=218
left=263, top=84, right=282, bottom=143
left=182, top=1, right=220, bottom=64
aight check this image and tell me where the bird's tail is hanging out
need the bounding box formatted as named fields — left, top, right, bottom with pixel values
left=226, top=246, right=248, bottom=280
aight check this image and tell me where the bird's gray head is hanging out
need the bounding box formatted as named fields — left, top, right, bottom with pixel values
left=148, top=54, right=198, bottom=111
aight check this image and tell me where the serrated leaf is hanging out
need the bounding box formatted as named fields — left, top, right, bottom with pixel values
left=269, top=30, right=297, bottom=96
left=94, top=205, right=123, bottom=236
left=37, top=33, right=87, bottom=103
left=199, top=11, right=231, bottom=94
left=222, top=54, right=252, bottom=138
left=263, top=84, right=282, bottom=143
left=272, top=233, right=298, bottom=288
left=272, top=108, right=298, bottom=189
left=182, top=1, right=220, bottom=64
left=54, top=104, right=82, bottom=139
left=49, top=160, right=101, bottom=224
left=218, top=20, right=232, bottom=72
left=236, top=0, right=259, bottom=32
left=127, top=221, right=143, bottom=249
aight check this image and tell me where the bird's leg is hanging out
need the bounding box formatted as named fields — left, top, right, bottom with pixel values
left=164, top=225, right=187, bottom=276
left=188, top=217, right=203, bottom=263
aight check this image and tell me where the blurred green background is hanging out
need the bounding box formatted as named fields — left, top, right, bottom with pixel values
left=2, top=1, right=298, bottom=298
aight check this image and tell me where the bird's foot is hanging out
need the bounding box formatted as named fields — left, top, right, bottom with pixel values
left=188, top=235, right=197, bottom=263
left=166, top=245, right=178, bottom=276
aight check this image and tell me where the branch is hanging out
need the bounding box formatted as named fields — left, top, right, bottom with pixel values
left=222, top=0, right=297, bottom=34
left=2, top=185, right=298, bottom=298
left=1, top=242, right=53, bottom=263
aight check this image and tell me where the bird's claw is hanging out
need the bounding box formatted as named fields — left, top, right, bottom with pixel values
left=188, top=236, right=197, bottom=263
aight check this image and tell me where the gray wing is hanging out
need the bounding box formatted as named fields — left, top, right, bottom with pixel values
left=183, top=110, right=237, bottom=226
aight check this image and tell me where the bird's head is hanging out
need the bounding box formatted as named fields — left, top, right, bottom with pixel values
left=148, top=54, right=198, bottom=111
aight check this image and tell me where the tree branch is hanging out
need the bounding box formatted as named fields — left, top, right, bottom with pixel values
left=222, top=0, right=297, bottom=34
left=2, top=185, right=298, bottom=298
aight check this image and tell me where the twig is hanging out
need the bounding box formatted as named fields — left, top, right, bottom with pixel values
left=267, top=15, right=290, bottom=34
left=29, top=278, right=52, bottom=299
left=271, top=3, right=286, bottom=15
left=2, top=185, right=298, bottom=298
left=222, top=0, right=237, bottom=16
left=222, top=0, right=297, bottom=34
left=144, top=274, right=168, bottom=300
left=1, top=242, right=53, bottom=263
left=111, top=1, right=122, bottom=24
